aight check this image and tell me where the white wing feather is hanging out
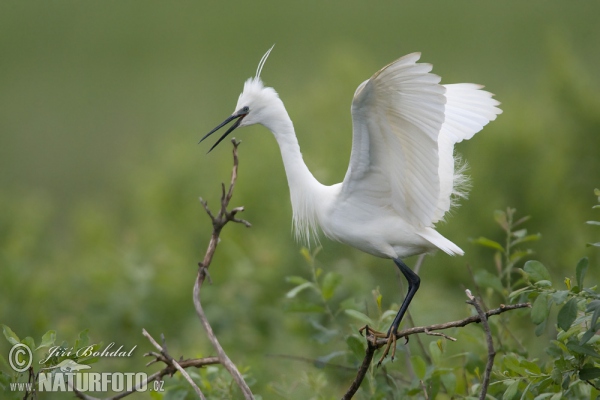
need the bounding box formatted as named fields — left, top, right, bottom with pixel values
left=342, top=53, right=445, bottom=228
left=432, top=84, right=502, bottom=222
left=341, top=53, right=501, bottom=229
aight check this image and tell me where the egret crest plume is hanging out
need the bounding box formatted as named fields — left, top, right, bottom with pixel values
left=255, top=45, right=274, bottom=79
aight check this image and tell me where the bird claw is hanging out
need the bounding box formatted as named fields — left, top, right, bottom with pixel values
left=358, top=325, right=399, bottom=366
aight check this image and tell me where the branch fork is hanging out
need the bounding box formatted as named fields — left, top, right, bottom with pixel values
left=343, top=299, right=531, bottom=399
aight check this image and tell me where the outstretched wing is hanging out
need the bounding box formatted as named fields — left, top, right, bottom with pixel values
left=341, top=53, right=446, bottom=228
left=432, top=83, right=502, bottom=222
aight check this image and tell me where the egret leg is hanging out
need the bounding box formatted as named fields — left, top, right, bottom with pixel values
left=363, top=258, right=420, bottom=365
left=388, top=258, right=420, bottom=336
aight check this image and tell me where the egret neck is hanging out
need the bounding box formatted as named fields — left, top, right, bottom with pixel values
left=264, top=101, right=326, bottom=244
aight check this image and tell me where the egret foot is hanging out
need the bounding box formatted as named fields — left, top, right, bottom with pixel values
left=358, top=325, right=400, bottom=366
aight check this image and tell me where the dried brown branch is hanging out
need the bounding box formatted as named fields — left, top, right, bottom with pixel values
left=194, top=139, right=254, bottom=400
left=342, top=301, right=531, bottom=399
left=72, top=341, right=219, bottom=400
left=466, top=289, right=496, bottom=400
left=142, top=329, right=206, bottom=399
left=342, top=339, right=377, bottom=400
left=73, top=140, right=251, bottom=400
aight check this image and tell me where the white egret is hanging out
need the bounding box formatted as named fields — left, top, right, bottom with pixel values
left=201, top=47, right=501, bottom=362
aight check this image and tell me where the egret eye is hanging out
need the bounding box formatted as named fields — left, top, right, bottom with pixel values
left=242, top=106, right=250, bottom=113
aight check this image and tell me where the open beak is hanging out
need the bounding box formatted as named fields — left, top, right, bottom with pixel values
left=200, top=109, right=248, bottom=153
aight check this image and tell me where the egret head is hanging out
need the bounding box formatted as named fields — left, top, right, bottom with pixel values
left=201, top=46, right=279, bottom=152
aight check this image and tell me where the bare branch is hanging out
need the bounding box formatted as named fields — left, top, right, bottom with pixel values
left=342, top=339, right=377, bottom=400
left=424, top=328, right=456, bottom=341
left=194, top=139, right=255, bottom=399
left=466, top=289, right=496, bottom=400
left=143, top=329, right=206, bottom=400
left=343, top=302, right=530, bottom=399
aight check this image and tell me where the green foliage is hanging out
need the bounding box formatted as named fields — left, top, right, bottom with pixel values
left=471, top=208, right=541, bottom=296
left=276, top=198, right=600, bottom=399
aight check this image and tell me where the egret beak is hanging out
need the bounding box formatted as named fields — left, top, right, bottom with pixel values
left=200, top=109, right=248, bottom=153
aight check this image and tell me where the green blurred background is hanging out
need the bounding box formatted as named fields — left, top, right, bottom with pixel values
left=1, top=1, right=599, bottom=398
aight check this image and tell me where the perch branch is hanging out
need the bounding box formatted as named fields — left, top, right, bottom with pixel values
left=466, top=289, right=496, bottom=400
left=194, top=138, right=254, bottom=400
left=342, top=301, right=530, bottom=399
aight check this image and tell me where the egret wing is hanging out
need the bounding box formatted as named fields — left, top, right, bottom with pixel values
left=432, top=83, right=502, bottom=222
left=341, top=53, right=446, bottom=228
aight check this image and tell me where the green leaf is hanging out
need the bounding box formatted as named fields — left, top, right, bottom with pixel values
left=575, top=257, right=589, bottom=289
left=566, top=342, right=600, bottom=359
left=494, top=210, right=509, bottom=231
left=508, top=287, right=532, bottom=301
left=344, top=310, right=374, bottom=326
left=285, top=276, right=309, bottom=285
left=557, top=298, right=578, bottom=331
left=503, top=379, right=519, bottom=400
left=36, top=330, right=56, bottom=350
left=346, top=336, right=365, bottom=359
left=321, top=272, right=342, bottom=301
left=286, top=282, right=316, bottom=298
left=535, top=319, right=546, bottom=336
left=551, top=290, right=569, bottom=305
left=579, top=366, right=600, bottom=380
left=410, top=355, right=427, bottom=379
left=471, top=237, right=504, bottom=252
left=511, top=233, right=541, bottom=246
left=579, top=328, right=597, bottom=345
left=531, top=294, right=550, bottom=325
left=509, top=249, right=534, bottom=264
left=300, top=247, right=312, bottom=264
left=2, top=325, right=20, bottom=346
left=504, top=354, right=527, bottom=375
left=22, top=337, right=35, bottom=353
left=474, top=269, right=504, bottom=293
left=520, top=359, right=542, bottom=375
left=429, top=340, right=442, bottom=366
left=523, top=260, right=551, bottom=283
left=441, top=372, right=456, bottom=396
left=586, top=300, right=600, bottom=327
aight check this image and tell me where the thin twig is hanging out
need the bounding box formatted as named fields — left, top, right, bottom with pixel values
left=342, top=302, right=530, bottom=399
left=71, top=349, right=219, bottom=400
left=194, top=139, right=254, bottom=400
left=143, top=329, right=206, bottom=400
left=420, top=379, right=430, bottom=400
left=466, top=289, right=496, bottom=400
left=424, top=328, right=456, bottom=341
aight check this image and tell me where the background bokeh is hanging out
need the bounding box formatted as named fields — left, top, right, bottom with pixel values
left=1, top=1, right=599, bottom=398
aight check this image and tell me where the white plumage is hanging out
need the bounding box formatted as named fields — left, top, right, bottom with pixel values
left=202, top=48, right=502, bottom=361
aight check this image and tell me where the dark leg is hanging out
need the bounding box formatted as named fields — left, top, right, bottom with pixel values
left=387, top=258, right=421, bottom=336
left=358, top=258, right=421, bottom=364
